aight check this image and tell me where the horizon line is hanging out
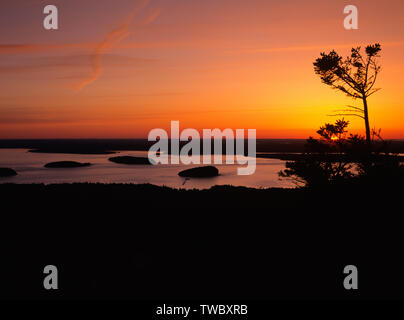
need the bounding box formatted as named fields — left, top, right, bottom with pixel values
left=1, top=138, right=404, bottom=141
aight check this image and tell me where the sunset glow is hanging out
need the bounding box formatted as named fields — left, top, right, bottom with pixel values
left=0, top=0, right=403, bottom=139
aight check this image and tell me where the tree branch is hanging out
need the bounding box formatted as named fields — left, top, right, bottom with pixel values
left=365, top=63, right=380, bottom=95
left=339, top=67, right=364, bottom=95
left=346, top=105, right=364, bottom=112
left=367, top=88, right=381, bottom=97
left=332, top=109, right=363, bottom=113
left=328, top=113, right=365, bottom=119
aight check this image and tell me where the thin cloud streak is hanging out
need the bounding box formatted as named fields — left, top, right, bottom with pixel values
left=0, top=54, right=155, bottom=75
left=0, top=43, right=96, bottom=54
left=75, top=0, right=160, bottom=91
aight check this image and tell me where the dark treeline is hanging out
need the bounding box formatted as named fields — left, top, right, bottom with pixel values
left=1, top=139, right=404, bottom=154
left=0, top=139, right=312, bottom=154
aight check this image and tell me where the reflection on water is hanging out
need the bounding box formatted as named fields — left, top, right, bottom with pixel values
left=0, top=149, right=295, bottom=189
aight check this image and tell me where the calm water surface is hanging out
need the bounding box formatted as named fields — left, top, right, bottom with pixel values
left=0, top=149, right=295, bottom=189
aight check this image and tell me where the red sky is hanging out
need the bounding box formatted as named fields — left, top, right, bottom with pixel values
left=0, top=0, right=403, bottom=139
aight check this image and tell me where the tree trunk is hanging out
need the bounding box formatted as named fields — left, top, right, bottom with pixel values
left=363, top=97, right=371, bottom=143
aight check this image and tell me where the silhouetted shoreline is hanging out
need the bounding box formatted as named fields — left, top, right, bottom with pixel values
left=0, top=139, right=308, bottom=154
left=0, top=168, right=17, bottom=177
left=108, top=156, right=153, bottom=165
left=44, top=161, right=92, bottom=168
left=256, top=153, right=404, bottom=162
left=1, top=139, right=404, bottom=157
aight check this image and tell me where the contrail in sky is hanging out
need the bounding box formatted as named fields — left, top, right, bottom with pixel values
left=75, top=0, right=160, bottom=91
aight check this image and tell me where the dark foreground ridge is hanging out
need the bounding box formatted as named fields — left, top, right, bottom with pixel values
left=0, top=181, right=402, bottom=300
left=0, top=167, right=17, bottom=177
left=44, top=161, right=92, bottom=168
left=108, top=156, right=153, bottom=165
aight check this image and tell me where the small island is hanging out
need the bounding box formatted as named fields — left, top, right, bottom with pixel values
left=44, top=161, right=92, bottom=168
left=178, top=166, right=219, bottom=178
left=0, top=168, right=18, bottom=177
left=108, top=156, right=154, bottom=165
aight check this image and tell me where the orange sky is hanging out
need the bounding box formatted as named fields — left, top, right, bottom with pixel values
left=0, top=0, right=403, bottom=139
